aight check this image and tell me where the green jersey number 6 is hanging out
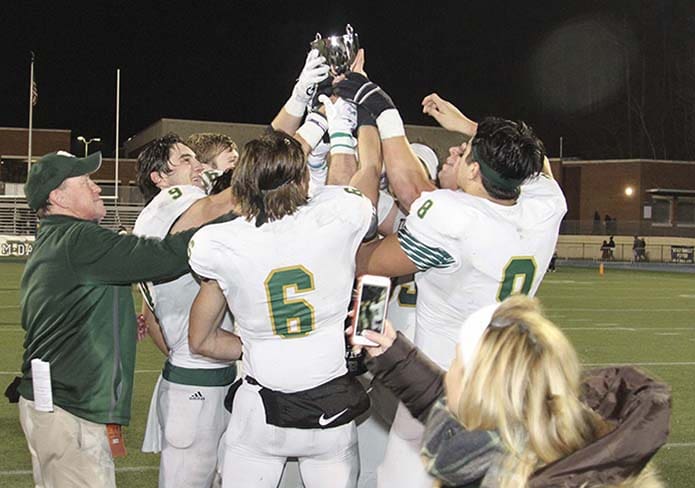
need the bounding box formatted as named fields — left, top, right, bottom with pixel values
left=264, top=265, right=316, bottom=338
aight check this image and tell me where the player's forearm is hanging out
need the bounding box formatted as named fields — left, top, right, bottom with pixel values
left=193, top=328, right=242, bottom=361
left=356, top=235, right=419, bottom=278
left=170, top=188, right=235, bottom=234
left=142, top=306, right=169, bottom=356
left=327, top=153, right=358, bottom=186
left=452, top=115, right=478, bottom=137
left=349, top=125, right=382, bottom=206
left=189, top=280, right=230, bottom=358
left=271, top=107, right=303, bottom=137
left=382, top=137, right=436, bottom=212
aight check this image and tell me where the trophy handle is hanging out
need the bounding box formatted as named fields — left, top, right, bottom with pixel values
left=315, top=33, right=322, bottom=41
left=346, top=24, right=354, bottom=37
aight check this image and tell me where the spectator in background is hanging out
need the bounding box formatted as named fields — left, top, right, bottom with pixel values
left=600, top=240, right=611, bottom=260
left=634, top=235, right=648, bottom=262
left=547, top=250, right=558, bottom=272
left=593, top=210, right=601, bottom=234
left=607, top=235, right=616, bottom=260
left=640, top=237, right=647, bottom=261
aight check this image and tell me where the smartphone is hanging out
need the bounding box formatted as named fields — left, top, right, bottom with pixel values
left=351, top=275, right=391, bottom=346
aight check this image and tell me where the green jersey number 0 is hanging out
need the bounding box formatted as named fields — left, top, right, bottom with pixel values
left=497, top=257, right=537, bottom=301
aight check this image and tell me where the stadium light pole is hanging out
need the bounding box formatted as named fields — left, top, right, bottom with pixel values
left=76, top=136, right=101, bottom=157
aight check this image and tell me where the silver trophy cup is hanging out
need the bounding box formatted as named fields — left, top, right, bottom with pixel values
left=310, top=24, right=360, bottom=76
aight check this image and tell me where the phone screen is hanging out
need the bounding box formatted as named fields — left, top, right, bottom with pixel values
left=355, top=283, right=389, bottom=336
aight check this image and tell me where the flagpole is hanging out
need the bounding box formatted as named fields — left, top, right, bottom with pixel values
left=115, top=68, right=120, bottom=202
left=27, top=52, right=35, bottom=176
left=114, top=68, right=121, bottom=227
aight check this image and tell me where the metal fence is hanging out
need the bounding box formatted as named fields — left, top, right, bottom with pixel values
left=560, top=219, right=695, bottom=238
left=556, top=241, right=688, bottom=263
left=0, top=196, right=143, bottom=235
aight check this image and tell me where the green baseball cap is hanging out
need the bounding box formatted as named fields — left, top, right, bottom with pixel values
left=25, top=151, right=102, bottom=211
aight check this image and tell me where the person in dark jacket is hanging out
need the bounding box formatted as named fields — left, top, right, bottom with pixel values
left=356, top=295, right=669, bottom=487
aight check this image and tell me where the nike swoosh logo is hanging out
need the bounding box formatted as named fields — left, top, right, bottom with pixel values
left=318, top=408, right=349, bottom=427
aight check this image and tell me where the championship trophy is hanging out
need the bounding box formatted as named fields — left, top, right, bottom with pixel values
left=310, top=24, right=360, bottom=76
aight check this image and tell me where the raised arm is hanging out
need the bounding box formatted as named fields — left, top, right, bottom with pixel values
left=271, top=49, right=330, bottom=135
left=421, top=93, right=478, bottom=137
left=320, top=95, right=359, bottom=186
left=188, top=279, right=242, bottom=361
left=348, top=125, right=382, bottom=207
left=335, top=73, right=435, bottom=212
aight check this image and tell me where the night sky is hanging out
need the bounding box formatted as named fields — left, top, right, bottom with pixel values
left=2, top=1, right=694, bottom=160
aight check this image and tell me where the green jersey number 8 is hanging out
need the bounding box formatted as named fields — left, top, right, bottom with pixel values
left=264, top=265, right=316, bottom=338
left=497, top=257, right=537, bottom=301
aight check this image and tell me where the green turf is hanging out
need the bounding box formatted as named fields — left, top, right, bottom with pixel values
left=0, top=264, right=693, bottom=487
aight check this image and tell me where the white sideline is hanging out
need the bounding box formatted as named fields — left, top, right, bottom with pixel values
left=564, top=327, right=693, bottom=331
left=552, top=308, right=694, bottom=312
left=584, top=362, right=695, bottom=367
left=0, top=445, right=690, bottom=476
left=0, top=466, right=158, bottom=476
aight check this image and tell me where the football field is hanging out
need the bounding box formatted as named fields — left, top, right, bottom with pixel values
left=0, top=262, right=692, bottom=487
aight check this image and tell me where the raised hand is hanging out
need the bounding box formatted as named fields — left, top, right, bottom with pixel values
left=285, top=49, right=331, bottom=117
left=421, top=93, right=477, bottom=136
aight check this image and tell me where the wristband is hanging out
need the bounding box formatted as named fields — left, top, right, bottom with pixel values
left=329, top=131, right=356, bottom=156
left=376, top=109, right=406, bottom=140
left=295, top=112, right=328, bottom=149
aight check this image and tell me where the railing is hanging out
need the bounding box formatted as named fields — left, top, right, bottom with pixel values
left=0, top=197, right=143, bottom=235
left=560, top=219, right=695, bottom=238
left=556, top=242, right=687, bottom=263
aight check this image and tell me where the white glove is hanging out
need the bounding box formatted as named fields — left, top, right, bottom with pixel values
left=319, top=94, right=357, bottom=156
left=284, top=49, right=330, bottom=117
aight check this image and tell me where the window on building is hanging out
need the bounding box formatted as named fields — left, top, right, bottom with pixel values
left=676, top=198, right=695, bottom=226
left=651, top=197, right=672, bottom=225
left=0, top=159, right=28, bottom=184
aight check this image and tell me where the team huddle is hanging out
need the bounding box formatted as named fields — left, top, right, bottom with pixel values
left=16, top=45, right=594, bottom=488
left=125, top=47, right=566, bottom=488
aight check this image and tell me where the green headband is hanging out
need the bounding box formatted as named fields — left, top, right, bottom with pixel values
left=472, top=146, right=525, bottom=192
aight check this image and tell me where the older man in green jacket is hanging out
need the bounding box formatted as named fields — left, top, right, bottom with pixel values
left=17, top=150, right=232, bottom=488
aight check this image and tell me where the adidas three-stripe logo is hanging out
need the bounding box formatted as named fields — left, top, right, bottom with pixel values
left=189, top=391, right=205, bottom=401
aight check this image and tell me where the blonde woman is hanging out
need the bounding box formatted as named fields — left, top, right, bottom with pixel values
left=358, top=296, right=670, bottom=487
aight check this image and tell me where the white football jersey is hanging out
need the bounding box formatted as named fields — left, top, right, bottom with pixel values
left=133, top=184, right=234, bottom=369
left=189, top=185, right=374, bottom=393
left=399, top=175, right=567, bottom=367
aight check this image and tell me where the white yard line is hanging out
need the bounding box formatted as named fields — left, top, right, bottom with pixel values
left=0, top=369, right=161, bottom=375
left=0, top=466, right=159, bottom=476
left=564, top=327, right=637, bottom=331
left=564, top=327, right=693, bottom=331
left=583, top=361, right=695, bottom=367
left=551, top=308, right=694, bottom=312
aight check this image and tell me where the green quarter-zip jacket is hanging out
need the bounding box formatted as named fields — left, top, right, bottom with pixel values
left=18, top=215, right=195, bottom=425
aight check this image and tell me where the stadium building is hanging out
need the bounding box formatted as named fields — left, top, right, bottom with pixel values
left=2, top=122, right=695, bottom=262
